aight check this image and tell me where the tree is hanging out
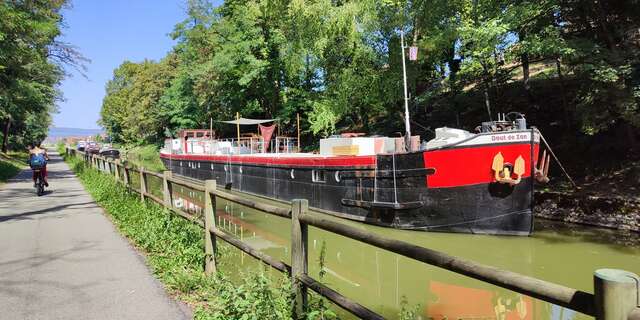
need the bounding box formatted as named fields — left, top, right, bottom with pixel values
left=100, top=59, right=176, bottom=144
left=0, top=0, right=80, bottom=152
left=98, top=0, right=640, bottom=155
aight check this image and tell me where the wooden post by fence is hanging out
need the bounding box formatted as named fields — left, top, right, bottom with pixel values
left=139, top=167, right=147, bottom=202
left=594, top=269, right=639, bottom=320
left=204, top=180, right=217, bottom=275
left=114, top=159, right=120, bottom=182
left=163, top=171, right=173, bottom=207
left=291, top=199, right=309, bottom=318
left=123, top=166, right=130, bottom=187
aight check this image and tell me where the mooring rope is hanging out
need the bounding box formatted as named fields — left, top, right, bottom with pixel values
left=536, top=128, right=578, bottom=189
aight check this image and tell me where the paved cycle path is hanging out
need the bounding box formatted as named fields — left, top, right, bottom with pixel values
left=0, top=152, right=191, bottom=320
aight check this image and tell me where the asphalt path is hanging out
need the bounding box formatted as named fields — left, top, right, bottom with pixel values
left=0, top=152, right=192, bottom=320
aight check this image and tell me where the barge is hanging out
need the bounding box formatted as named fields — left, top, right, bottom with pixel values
left=160, top=114, right=550, bottom=235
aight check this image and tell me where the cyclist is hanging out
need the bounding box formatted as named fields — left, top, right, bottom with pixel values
left=28, top=143, right=49, bottom=187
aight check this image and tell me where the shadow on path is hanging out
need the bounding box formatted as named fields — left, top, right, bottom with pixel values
left=0, top=201, right=98, bottom=223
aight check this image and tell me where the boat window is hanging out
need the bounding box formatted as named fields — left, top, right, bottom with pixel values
left=211, top=163, right=214, bottom=170
left=312, top=170, right=326, bottom=183
left=335, top=171, right=341, bottom=182
left=290, top=169, right=295, bottom=179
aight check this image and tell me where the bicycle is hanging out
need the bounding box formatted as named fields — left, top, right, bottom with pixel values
left=33, top=168, right=45, bottom=196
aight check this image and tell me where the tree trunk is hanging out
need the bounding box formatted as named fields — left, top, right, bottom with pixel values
left=592, top=1, right=616, bottom=51
left=304, top=53, right=312, bottom=91
left=522, top=52, right=536, bottom=107
left=626, top=122, right=638, bottom=152
left=2, top=119, right=10, bottom=153
left=522, top=53, right=530, bottom=91
left=447, top=42, right=461, bottom=128
left=482, top=63, right=493, bottom=121
left=484, top=85, right=492, bottom=121
left=556, top=57, right=571, bottom=128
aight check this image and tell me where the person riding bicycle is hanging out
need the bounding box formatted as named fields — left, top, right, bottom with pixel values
left=28, top=143, right=49, bottom=187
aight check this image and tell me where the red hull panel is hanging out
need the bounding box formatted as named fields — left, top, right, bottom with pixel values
left=425, top=143, right=539, bottom=188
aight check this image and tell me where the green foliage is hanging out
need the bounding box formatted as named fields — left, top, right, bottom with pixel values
left=100, top=60, right=176, bottom=145
left=121, top=145, right=166, bottom=172
left=193, top=271, right=294, bottom=320
left=62, top=152, right=334, bottom=319
left=0, top=151, right=27, bottom=182
left=305, top=240, right=338, bottom=320
left=99, top=0, right=640, bottom=155
left=0, top=1, right=82, bottom=151
left=398, top=296, right=421, bottom=320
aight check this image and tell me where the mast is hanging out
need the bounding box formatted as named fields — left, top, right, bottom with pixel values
left=236, top=112, right=240, bottom=143
left=400, top=29, right=411, bottom=152
left=297, top=113, right=301, bottom=151
left=209, top=117, right=213, bottom=139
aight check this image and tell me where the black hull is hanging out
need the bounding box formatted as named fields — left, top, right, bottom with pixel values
left=100, top=150, right=120, bottom=159
left=161, top=154, right=533, bottom=235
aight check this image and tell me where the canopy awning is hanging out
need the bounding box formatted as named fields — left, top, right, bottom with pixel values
left=219, top=118, right=277, bottom=125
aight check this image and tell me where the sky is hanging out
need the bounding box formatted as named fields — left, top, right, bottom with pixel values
left=53, top=0, right=190, bottom=130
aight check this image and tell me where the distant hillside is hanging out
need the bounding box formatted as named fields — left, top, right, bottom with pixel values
left=48, top=127, right=104, bottom=139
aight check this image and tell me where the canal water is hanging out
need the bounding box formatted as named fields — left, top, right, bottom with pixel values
left=131, top=168, right=639, bottom=320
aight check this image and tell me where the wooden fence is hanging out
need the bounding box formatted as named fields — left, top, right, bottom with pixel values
left=65, top=148, right=640, bottom=320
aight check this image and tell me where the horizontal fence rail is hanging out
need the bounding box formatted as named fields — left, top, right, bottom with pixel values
left=298, top=213, right=595, bottom=315
left=65, top=147, right=640, bottom=320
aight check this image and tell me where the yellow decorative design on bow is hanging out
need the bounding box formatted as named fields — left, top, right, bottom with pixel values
left=492, top=152, right=525, bottom=185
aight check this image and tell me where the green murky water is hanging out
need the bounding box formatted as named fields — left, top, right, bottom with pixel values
left=155, top=179, right=640, bottom=320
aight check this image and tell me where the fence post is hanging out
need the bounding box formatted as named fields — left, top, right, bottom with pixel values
left=114, top=159, right=120, bottom=182
left=123, top=165, right=130, bottom=187
left=291, top=199, right=309, bottom=318
left=594, top=269, right=639, bottom=320
left=162, top=171, right=173, bottom=207
left=204, top=180, right=217, bottom=275
left=139, top=167, right=147, bottom=202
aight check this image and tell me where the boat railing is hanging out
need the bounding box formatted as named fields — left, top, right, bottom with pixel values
left=67, top=146, right=640, bottom=320
left=164, top=136, right=299, bottom=155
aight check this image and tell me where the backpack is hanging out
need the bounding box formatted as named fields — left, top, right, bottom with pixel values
left=30, top=154, right=46, bottom=169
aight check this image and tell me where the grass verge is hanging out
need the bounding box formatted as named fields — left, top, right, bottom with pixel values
left=0, top=151, right=29, bottom=183
left=121, top=145, right=166, bottom=172
left=61, top=151, right=333, bottom=320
